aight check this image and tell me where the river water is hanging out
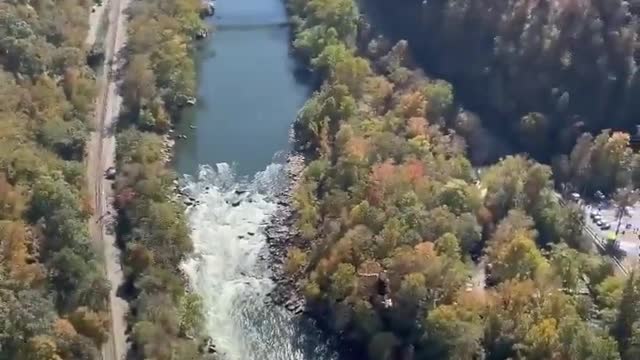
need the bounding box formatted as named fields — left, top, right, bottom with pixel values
left=174, top=0, right=338, bottom=359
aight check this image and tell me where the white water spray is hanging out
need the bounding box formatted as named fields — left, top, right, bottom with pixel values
left=180, top=163, right=337, bottom=360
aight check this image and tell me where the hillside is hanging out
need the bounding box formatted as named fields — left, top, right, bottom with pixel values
left=363, top=0, right=640, bottom=161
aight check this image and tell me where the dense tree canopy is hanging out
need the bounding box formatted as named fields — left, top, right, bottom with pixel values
left=363, top=0, right=640, bottom=161
left=0, top=0, right=109, bottom=358
left=116, top=0, right=205, bottom=357
left=287, top=0, right=634, bottom=358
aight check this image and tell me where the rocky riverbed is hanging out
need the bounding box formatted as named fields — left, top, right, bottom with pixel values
left=264, top=153, right=308, bottom=314
left=170, top=123, right=310, bottom=315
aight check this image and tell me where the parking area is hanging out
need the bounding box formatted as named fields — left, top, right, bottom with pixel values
left=581, top=196, right=640, bottom=268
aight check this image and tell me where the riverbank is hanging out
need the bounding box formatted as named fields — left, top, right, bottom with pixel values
left=111, top=0, right=210, bottom=358
left=265, top=152, right=307, bottom=312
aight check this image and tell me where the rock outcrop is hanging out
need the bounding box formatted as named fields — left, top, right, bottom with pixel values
left=264, top=153, right=307, bottom=314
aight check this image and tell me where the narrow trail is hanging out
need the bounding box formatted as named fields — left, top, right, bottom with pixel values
left=86, top=0, right=130, bottom=358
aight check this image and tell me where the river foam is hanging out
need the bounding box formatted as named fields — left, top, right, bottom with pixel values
left=180, top=163, right=337, bottom=360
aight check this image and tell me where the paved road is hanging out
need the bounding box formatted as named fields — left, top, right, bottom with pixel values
left=582, top=201, right=638, bottom=271
left=86, top=0, right=130, bottom=358
left=555, top=194, right=629, bottom=274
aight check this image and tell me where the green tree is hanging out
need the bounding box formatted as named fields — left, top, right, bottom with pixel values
left=423, top=304, right=484, bottom=360
left=68, top=307, right=108, bottom=346
left=0, top=287, right=56, bottom=357
left=294, top=26, right=340, bottom=62
left=488, top=230, right=547, bottom=283
left=304, top=0, right=358, bottom=41
left=330, top=263, right=357, bottom=301
left=615, top=271, right=640, bottom=357
left=423, top=80, right=454, bottom=118
left=367, top=332, right=399, bottom=360
left=613, top=187, right=639, bottom=235
left=548, top=243, right=584, bottom=292
left=122, top=54, right=156, bottom=115
left=434, top=232, right=461, bottom=260
left=178, top=293, right=203, bottom=337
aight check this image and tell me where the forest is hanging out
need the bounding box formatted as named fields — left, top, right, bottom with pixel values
left=114, top=0, right=205, bottom=358
left=363, top=0, right=640, bottom=163
left=285, top=0, right=640, bottom=358
left=0, top=0, right=110, bottom=358
left=0, top=0, right=208, bottom=357
left=4, top=0, right=640, bottom=359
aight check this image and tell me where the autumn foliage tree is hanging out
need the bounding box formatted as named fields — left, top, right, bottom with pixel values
left=0, top=0, right=110, bottom=357
left=288, top=0, right=626, bottom=358
left=115, top=0, right=205, bottom=357
left=366, top=0, right=640, bottom=159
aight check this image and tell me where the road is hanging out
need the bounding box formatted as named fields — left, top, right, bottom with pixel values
left=554, top=193, right=629, bottom=275
left=472, top=168, right=628, bottom=282
left=86, top=1, right=108, bottom=47
left=582, top=201, right=640, bottom=270
left=86, top=0, right=130, bottom=358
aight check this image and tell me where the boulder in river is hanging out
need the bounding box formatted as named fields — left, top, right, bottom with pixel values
left=195, top=29, right=208, bottom=39
left=199, top=337, right=216, bottom=354
left=200, top=1, right=215, bottom=17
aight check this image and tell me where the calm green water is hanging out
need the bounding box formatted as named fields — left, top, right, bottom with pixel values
left=173, top=0, right=310, bottom=176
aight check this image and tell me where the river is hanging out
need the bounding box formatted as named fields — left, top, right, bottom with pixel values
left=174, top=0, right=339, bottom=359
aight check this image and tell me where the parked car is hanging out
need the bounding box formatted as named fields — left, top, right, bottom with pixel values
left=595, top=190, right=605, bottom=201
left=596, top=219, right=604, bottom=227
left=570, top=192, right=581, bottom=201
left=105, top=166, right=116, bottom=180
left=601, top=222, right=611, bottom=230
left=593, top=214, right=603, bottom=222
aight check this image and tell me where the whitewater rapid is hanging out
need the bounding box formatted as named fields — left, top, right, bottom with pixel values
left=180, top=163, right=337, bottom=360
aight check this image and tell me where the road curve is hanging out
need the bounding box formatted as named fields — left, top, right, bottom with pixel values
left=86, top=0, right=131, bottom=357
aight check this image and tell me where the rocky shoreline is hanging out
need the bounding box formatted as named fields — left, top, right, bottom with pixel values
left=264, top=151, right=308, bottom=314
